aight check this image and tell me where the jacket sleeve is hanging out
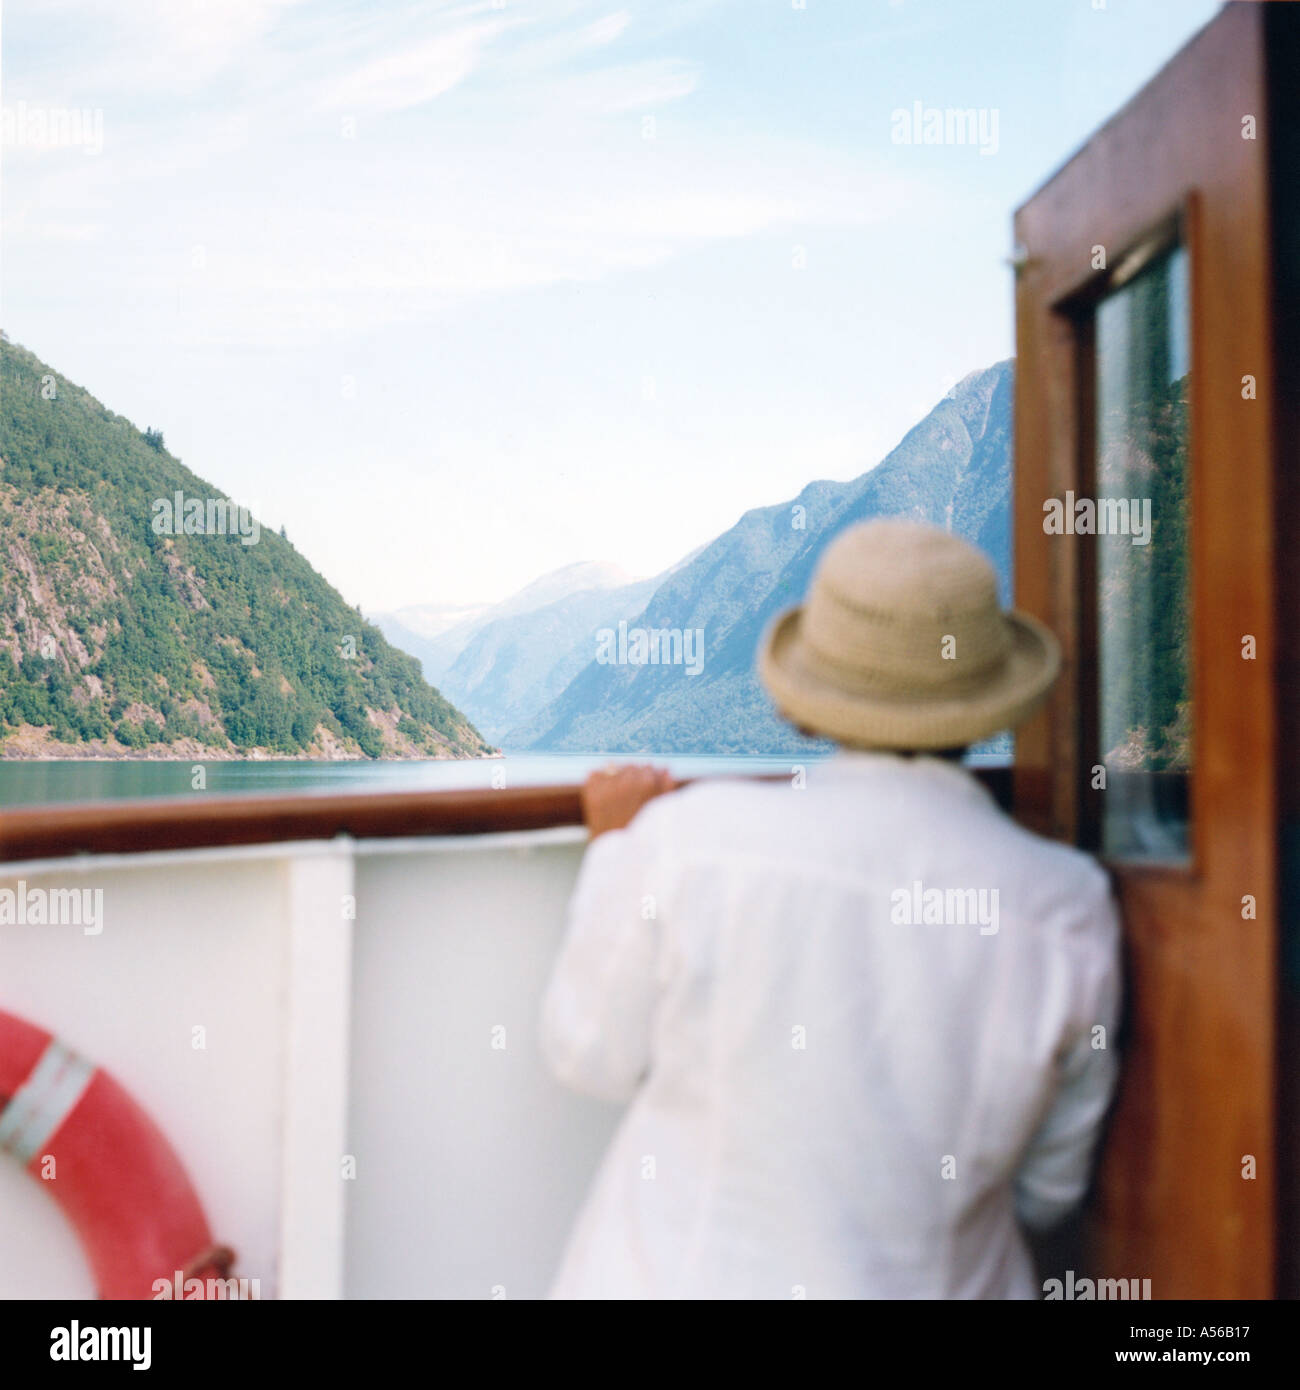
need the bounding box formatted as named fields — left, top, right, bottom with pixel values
left=1013, top=892, right=1123, bottom=1232
left=539, top=809, right=667, bottom=1104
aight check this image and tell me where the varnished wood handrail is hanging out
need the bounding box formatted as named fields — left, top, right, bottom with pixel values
left=0, top=784, right=586, bottom=862
left=0, top=767, right=1014, bottom=863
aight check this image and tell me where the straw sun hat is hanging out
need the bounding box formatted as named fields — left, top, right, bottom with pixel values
left=758, top=519, right=1061, bottom=750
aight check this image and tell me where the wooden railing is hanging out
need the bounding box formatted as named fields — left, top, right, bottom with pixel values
left=0, top=768, right=1015, bottom=863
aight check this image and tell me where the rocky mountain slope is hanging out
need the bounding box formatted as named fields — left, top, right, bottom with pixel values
left=432, top=572, right=660, bottom=744
left=509, top=361, right=1013, bottom=754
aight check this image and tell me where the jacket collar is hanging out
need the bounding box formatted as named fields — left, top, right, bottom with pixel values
left=820, top=748, right=997, bottom=807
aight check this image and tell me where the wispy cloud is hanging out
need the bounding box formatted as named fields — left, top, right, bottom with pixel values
left=78, top=129, right=920, bottom=349
left=4, top=0, right=919, bottom=348
left=316, top=15, right=517, bottom=113
left=582, top=11, right=633, bottom=47
left=7, top=0, right=312, bottom=94
left=551, top=57, right=700, bottom=114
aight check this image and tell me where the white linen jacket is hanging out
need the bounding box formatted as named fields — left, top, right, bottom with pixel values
left=540, top=751, right=1121, bottom=1299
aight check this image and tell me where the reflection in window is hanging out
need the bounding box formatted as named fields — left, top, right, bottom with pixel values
left=1095, top=244, right=1191, bottom=861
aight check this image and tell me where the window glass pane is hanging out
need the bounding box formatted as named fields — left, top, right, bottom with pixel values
left=1095, top=243, right=1192, bottom=860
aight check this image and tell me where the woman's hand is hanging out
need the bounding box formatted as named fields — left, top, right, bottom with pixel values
left=581, top=764, right=677, bottom=840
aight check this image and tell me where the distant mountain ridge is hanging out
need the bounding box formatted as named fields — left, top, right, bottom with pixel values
left=508, top=361, right=1014, bottom=754
left=0, top=337, right=492, bottom=760
left=431, top=573, right=661, bottom=744
left=376, top=561, right=641, bottom=689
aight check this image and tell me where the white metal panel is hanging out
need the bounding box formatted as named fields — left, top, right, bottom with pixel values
left=277, top=846, right=355, bottom=1298
left=345, top=833, right=620, bottom=1299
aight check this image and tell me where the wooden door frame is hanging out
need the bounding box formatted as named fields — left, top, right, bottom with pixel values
left=1012, top=2, right=1277, bottom=1298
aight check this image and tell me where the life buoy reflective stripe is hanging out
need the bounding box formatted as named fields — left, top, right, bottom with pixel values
left=0, top=1008, right=229, bottom=1299
left=0, top=1038, right=95, bottom=1164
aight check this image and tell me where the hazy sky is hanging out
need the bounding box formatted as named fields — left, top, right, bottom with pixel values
left=3, top=0, right=1217, bottom=611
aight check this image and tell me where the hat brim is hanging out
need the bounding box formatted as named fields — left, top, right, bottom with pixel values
left=758, top=604, right=1061, bottom=750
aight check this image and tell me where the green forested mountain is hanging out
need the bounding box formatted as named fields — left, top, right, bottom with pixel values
left=0, top=337, right=491, bottom=759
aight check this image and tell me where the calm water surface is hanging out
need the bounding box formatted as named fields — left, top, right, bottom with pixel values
left=0, top=748, right=1008, bottom=809
left=0, top=753, right=810, bottom=808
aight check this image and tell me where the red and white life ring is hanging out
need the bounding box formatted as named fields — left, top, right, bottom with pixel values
left=0, top=1008, right=231, bottom=1299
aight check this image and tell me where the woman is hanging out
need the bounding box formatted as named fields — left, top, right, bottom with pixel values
left=540, top=520, right=1121, bottom=1299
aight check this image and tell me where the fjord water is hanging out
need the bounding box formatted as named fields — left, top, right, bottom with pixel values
left=0, top=754, right=807, bottom=808
left=0, top=749, right=1009, bottom=809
